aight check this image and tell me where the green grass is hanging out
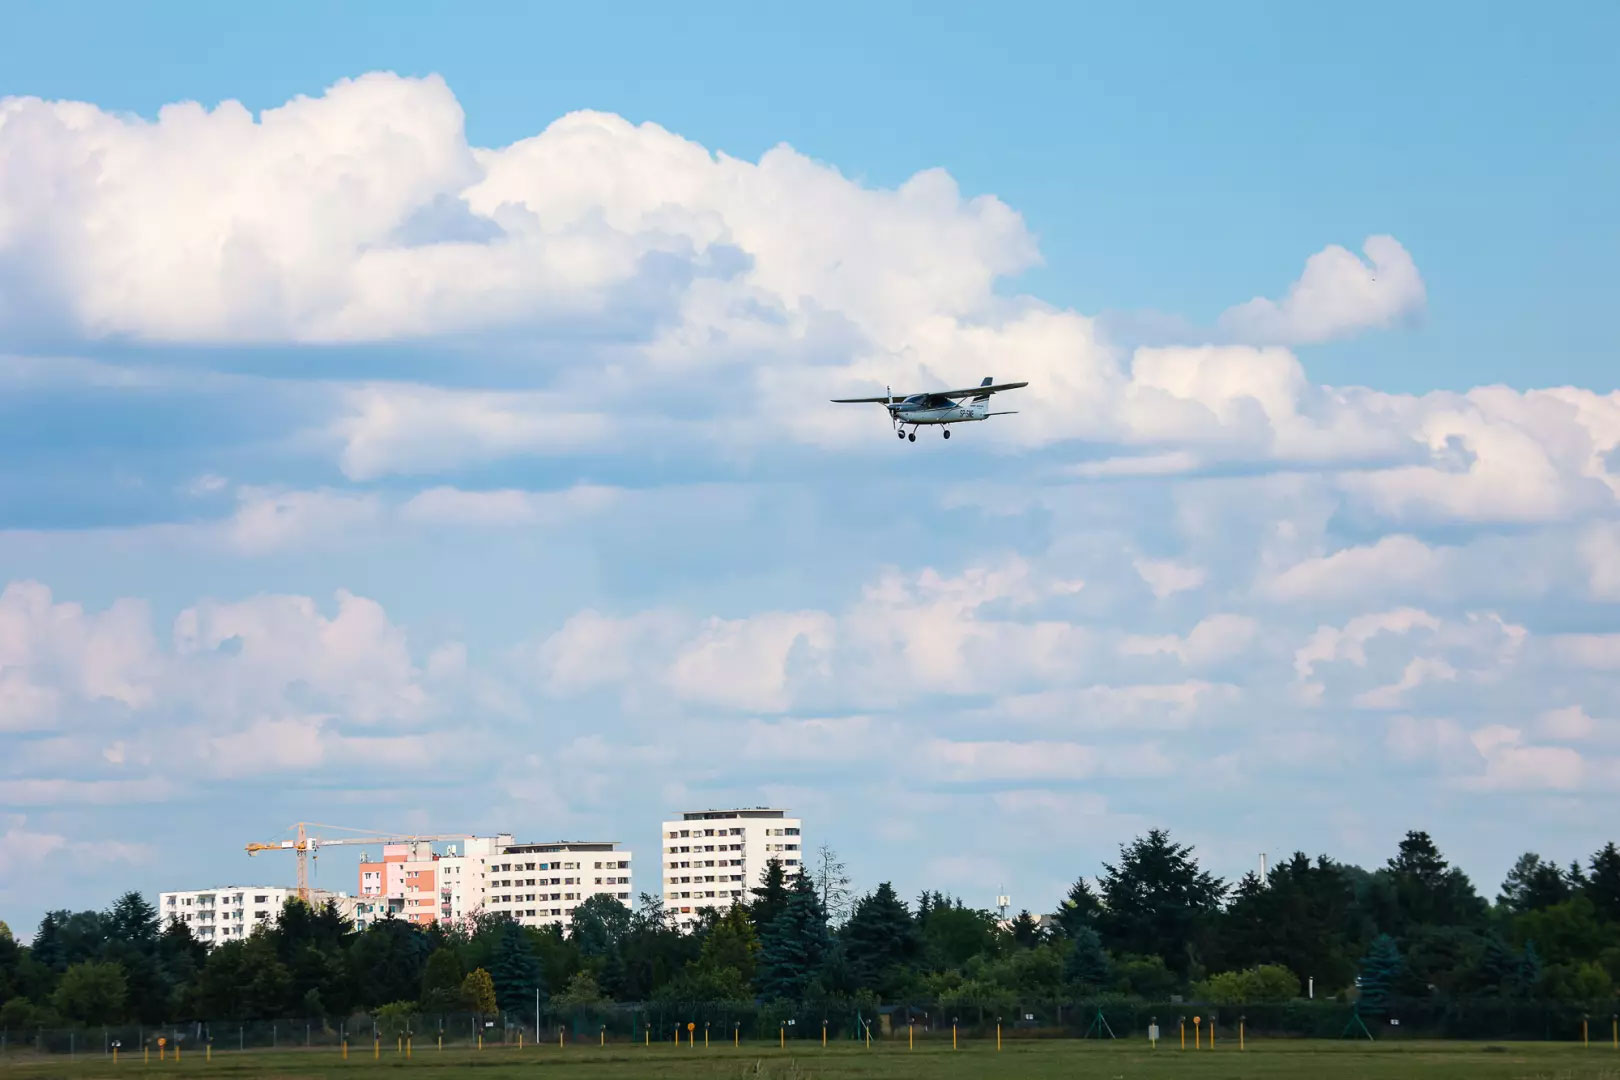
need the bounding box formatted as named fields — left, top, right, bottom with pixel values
left=6, top=1038, right=1620, bottom=1080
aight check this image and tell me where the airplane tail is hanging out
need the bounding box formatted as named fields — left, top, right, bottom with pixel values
left=968, top=376, right=993, bottom=418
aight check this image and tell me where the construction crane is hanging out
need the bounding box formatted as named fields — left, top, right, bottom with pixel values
left=245, top=822, right=472, bottom=903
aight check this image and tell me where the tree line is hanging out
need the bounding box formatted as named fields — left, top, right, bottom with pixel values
left=2, top=828, right=1617, bottom=1029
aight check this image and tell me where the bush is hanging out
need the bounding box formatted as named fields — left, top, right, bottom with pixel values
left=1193, top=965, right=1300, bottom=1004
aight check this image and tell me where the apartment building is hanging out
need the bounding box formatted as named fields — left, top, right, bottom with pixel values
left=661, top=808, right=802, bottom=924
left=358, top=834, right=633, bottom=933
left=158, top=886, right=361, bottom=947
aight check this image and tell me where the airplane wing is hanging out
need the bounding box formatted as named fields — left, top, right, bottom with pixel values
left=935, top=380, right=1029, bottom=398
left=830, top=380, right=1028, bottom=403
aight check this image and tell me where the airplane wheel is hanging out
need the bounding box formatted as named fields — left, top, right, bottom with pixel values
left=943, top=429, right=951, bottom=439
left=897, top=430, right=905, bottom=440
left=908, top=432, right=916, bottom=442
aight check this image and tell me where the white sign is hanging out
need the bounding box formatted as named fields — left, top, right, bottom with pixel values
left=1148, top=1024, right=1160, bottom=1042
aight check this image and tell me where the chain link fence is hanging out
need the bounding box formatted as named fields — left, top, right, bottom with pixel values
left=4, top=997, right=1616, bottom=1056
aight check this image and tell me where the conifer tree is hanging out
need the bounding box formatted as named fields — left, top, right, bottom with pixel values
left=842, top=883, right=917, bottom=997
left=750, top=859, right=791, bottom=934
left=1586, top=842, right=1620, bottom=923
left=1063, top=927, right=1112, bottom=989
left=489, top=920, right=544, bottom=1016
left=757, top=871, right=829, bottom=1000
left=1356, top=933, right=1403, bottom=1016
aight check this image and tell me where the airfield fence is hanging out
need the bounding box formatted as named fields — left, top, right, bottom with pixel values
left=5, top=997, right=1617, bottom=1056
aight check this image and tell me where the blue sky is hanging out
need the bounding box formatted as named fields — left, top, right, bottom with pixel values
left=2, top=3, right=1618, bottom=937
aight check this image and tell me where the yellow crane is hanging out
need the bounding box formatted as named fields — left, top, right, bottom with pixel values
left=245, top=822, right=472, bottom=903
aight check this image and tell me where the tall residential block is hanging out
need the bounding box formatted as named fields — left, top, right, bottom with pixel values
left=660, top=807, right=802, bottom=924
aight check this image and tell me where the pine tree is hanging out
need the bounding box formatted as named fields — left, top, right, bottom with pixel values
left=751, top=859, right=791, bottom=934
left=1497, top=853, right=1571, bottom=914
left=1384, top=831, right=1486, bottom=929
left=1063, top=927, right=1111, bottom=989
left=1097, top=829, right=1225, bottom=975
left=1010, top=910, right=1042, bottom=947
left=1053, top=877, right=1102, bottom=939
left=842, top=883, right=917, bottom=997
left=489, top=920, right=544, bottom=1016
left=1586, top=842, right=1620, bottom=923
left=1356, top=933, right=1403, bottom=1016
left=757, top=871, right=829, bottom=1000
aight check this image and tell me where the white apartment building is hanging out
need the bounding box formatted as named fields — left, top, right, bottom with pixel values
left=358, top=834, right=633, bottom=934
left=157, top=886, right=361, bottom=948
left=661, top=808, right=802, bottom=924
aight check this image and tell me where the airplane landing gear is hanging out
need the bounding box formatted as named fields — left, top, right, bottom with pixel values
left=897, top=429, right=906, bottom=440
left=907, top=432, right=916, bottom=442
left=943, top=429, right=951, bottom=439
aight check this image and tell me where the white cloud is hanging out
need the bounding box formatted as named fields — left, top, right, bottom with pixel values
left=0, top=581, right=158, bottom=729
left=1217, top=235, right=1426, bottom=345
left=1263, top=535, right=1446, bottom=603
left=1121, top=613, right=1259, bottom=668
left=1133, top=556, right=1206, bottom=599
left=922, top=738, right=1172, bottom=782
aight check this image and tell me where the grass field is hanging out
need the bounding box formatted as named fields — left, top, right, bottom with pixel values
left=5, top=1039, right=1619, bottom=1080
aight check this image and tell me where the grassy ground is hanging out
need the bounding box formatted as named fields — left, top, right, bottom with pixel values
left=5, top=1038, right=1620, bottom=1080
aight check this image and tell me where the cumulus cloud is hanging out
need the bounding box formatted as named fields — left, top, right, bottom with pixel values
left=1217, top=235, right=1427, bottom=345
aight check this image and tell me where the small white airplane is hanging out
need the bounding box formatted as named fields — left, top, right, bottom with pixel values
left=832, top=377, right=1029, bottom=442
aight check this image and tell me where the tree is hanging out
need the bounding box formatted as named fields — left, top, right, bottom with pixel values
left=1356, top=934, right=1403, bottom=1016
left=757, top=871, right=829, bottom=1000
left=1063, top=928, right=1111, bottom=989
left=1498, top=853, right=1573, bottom=914
left=697, top=904, right=760, bottom=984
left=1009, top=910, right=1042, bottom=947
left=1586, top=842, right=1620, bottom=923
left=420, top=947, right=464, bottom=1010
left=842, top=883, right=918, bottom=998
left=1053, top=877, right=1102, bottom=939
left=553, top=970, right=610, bottom=1006
left=53, top=960, right=128, bottom=1024
left=1384, top=831, right=1486, bottom=930
left=1097, top=829, right=1225, bottom=975
left=490, top=920, right=544, bottom=1015
left=568, top=895, right=631, bottom=960
left=920, top=903, right=999, bottom=970
left=461, top=967, right=497, bottom=1014
left=1195, top=964, right=1300, bottom=1004
left=750, top=859, right=791, bottom=934
left=812, top=844, right=854, bottom=924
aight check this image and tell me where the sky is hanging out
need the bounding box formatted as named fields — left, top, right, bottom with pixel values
left=2, top=2, right=1618, bottom=938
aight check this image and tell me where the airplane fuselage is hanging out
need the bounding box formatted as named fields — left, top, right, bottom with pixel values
left=889, top=403, right=982, bottom=425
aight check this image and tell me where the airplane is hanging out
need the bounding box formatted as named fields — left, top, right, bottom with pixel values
left=831, top=377, right=1029, bottom=442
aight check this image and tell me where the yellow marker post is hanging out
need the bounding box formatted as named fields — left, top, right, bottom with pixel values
left=397, top=1035, right=402, bottom=1055
left=674, top=1025, right=680, bottom=1047
left=705, top=1023, right=710, bottom=1048
left=407, top=1037, right=413, bottom=1059
left=1210, top=1020, right=1216, bottom=1049
left=518, top=1032, right=523, bottom=1050
left=734, top=1024, right=739, bottom=1048
left=602, top=1026, right=607, bottom=1048
left=477, top=1034, right=482, bottom=1053
left=1180, top=1019, right=1185, bottom=1049
left=779, top=1025, right=785, bottom=1049
left=559, top=1027, right=565, bottom=1050
left=144, top=1047, right=149, bottom=1065
left=821, top=1021, right=827, bottom=1049
left=952, top=1022, right=958, bottom=1051
left=1240, top=1016, right=1246, bottom=1051
left=158, top=1038, right=166, bottom=1062
left=688, top=1022, right=695, bottom=1048
left=645, top=1026, right=650, bottom=1047
left=997, top=1019, right=1002, bottom=1052
left=1194, top=1016, right=1201, bottom=1050
left=342, top=1040, right=348, bottom=1061
left=1581, top=1017, right=1587, bottom=1048
left=437, top=1035, right=442, bottom=1053
left=374, top=1038, right=380, bottom=1060
left=908, top=1022, right=914, bottom=1051
left=865, top=1023, right=871, bottom=1050
left=206, top=1041, right=212, bottom=1063
left=176, top=1042, right=181, bottom=1062
left=112, top=1047, right=118, bottom=1065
